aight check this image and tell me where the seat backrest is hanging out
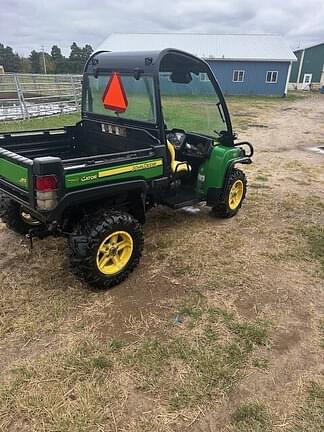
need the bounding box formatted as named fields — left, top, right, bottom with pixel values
left=167, top=140, right=190, bottom=174
left=167, top=140, right=176, bottom=167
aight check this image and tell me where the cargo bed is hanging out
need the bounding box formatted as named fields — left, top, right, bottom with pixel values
left=0, top=119, right=158, bottom=164
left=0, top=120, right=165, bottom=221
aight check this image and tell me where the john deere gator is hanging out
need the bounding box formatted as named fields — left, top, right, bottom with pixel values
left=0, top=49, right=253, bottom=288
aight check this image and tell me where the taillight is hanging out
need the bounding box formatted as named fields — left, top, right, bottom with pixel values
left=36, top=175, right=58, bottom=192
left=35, top=175, right=58, bottom=210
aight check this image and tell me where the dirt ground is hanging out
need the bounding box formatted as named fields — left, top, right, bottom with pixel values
left=0, top=93, right=323, bottom=431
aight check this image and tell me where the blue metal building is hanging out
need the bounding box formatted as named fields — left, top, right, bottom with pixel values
left=98, top=33, right=296, bottom=97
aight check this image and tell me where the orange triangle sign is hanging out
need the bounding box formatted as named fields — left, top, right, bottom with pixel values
left=102, top=73, right=128, bottom=113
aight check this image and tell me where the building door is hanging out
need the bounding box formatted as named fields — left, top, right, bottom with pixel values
left=320, top=66, right=324, bottom=86
left=302, top=73, right=312, bottom=90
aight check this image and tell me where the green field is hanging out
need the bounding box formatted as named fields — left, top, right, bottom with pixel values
left=0, top=113, right=81, bottom=133
left=0, top=93, right=303, bottom=135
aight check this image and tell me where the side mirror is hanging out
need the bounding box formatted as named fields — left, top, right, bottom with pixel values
left=170, top=71, right=192, bottom=84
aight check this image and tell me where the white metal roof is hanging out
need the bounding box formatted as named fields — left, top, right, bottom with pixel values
left=294, top=41, right=324, bottom=52
left=97, top=33, right=296, bottom=62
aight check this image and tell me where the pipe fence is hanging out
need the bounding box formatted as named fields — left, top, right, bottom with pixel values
left=0, top=73, right=82, bottom=121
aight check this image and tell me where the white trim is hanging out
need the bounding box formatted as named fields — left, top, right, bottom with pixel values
left=285, top=62, right=292, bottom=95
left=302, top=73, right=312, bottom=89
left=199, top=72, right=209, bottom=82
left=303, top=73, right=312, bottom=84
left=296, top=49, right=305, bottom=84
left=266, top=71, right=278, bottom=83
left=232, top=69, right=245, bottom=82
left=204, top=57, right=296, bottom=62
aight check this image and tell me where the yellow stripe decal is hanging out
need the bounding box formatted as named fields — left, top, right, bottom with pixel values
left=98, top=159, right=163, bottom=179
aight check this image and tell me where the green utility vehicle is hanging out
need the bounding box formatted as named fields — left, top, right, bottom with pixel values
left=0, top=49, right=253, bottom=288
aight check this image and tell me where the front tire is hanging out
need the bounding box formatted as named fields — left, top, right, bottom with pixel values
left=0, top=194, right=42, bottom=235
left=212, top=168, right=247, bottom=218
left=69, top=210, right=144, bottom=289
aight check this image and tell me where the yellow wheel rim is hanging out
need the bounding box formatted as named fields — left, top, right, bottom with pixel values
left=96, top=231, right=133, bottom=275
left=228, top=180, right=244, bottom=210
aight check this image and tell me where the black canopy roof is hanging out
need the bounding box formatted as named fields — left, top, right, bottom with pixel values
left=84, top=48, right=210, bottom=75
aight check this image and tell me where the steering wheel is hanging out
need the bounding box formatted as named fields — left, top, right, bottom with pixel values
left=167, top=129, right=187, bottom=150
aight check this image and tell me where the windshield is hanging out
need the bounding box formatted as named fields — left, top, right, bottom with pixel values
left=159, top=56, right=227, bottom=137
left=84, top=74, right=156, bottom=123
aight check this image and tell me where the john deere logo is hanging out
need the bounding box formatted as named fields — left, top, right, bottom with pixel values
left=19, top=177, right=27, bottom=185
left=131, top=161, right=161, bottom=171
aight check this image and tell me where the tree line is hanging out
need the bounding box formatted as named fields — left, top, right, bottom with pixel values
left=0, top=42, right=94, bottom=74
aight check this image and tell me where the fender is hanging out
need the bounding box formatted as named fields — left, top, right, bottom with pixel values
left=223, top=157, right=252, bottom=188
left=46, top=180, right=149, bottom=222
left=206, top=157, right=252, bottom=206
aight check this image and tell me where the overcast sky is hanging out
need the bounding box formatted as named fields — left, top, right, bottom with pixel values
left=1, top=0, right=324, bottom=55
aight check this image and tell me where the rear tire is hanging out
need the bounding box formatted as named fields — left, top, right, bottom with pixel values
left=0, top=194, right=42, bottom=235
left=69, top=210, right=144, bottom=289
left=212, top=168, right=247, bottom=218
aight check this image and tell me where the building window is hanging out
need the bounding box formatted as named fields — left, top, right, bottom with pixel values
left=233, top=70, right=245, bottom=82
left=199, top=73, right=209, bottom=82
left=266, top=71, right=278, bottom=83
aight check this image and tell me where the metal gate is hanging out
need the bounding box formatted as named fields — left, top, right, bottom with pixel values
left=0, top=73, right=82, bottom=121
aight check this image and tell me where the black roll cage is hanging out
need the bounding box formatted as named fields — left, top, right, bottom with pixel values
left=82, top=48, right=234, bottom=146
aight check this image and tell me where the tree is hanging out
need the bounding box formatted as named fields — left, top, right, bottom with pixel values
left=81, top=44, right=93, bottom=63
left=20, top=57, right=32, bottom=73
left=0, top=41, right=95, bottom=74
left=68, top=42, right=93, bottom=73
left=0, top=43, right=21, bottom=72
left=51, top=45, right=63, bottom=63
left=29, top=50, right=41, bottom=73
left=51, top=45, right=69, bottom=73
left=69, top=42, right=83, bottom=73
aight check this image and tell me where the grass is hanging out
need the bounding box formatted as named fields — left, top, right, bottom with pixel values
left=226, top=92, right=304, bottom=130
left=0, top=298, right=271, bottom=430
left=252, top=357, right=269, bottom=370
left=231, top=401, right=273, bottom=431
left=0, top=92, right=323, bottom=431
left=227, top=92, right=304, bottom=104
left=255, top=174, right=269, bottom=182
left=299, top=225, right=324, bottom=274
left=122, top=300, right=270, bottom=410
left=0, top=339, right=122, bottom=432
left=0, top=92, right=297, bottom=135
left=320, top=320, right=324, bottom=349
left=0, top=113, right=80, bottom=132
left=289, top=382, right=324, bottom=432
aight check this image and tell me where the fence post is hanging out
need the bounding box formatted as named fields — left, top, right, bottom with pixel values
left=13, top=74, right=30, bottom=120
left=70, top=75, right=79, bottom=110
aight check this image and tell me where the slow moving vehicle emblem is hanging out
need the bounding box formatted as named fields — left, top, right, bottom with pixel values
left=102, top=72, right=128, bottom=113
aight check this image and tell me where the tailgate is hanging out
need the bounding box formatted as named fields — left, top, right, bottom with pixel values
left=0, top=147, right=33, bottom=207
